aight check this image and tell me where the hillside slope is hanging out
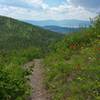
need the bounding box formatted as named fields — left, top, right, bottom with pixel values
left=44, top=16, right=100, bottom=100
left=0, top=16, right=62, bottom=52
left=0, top=16, right=62, bottom=99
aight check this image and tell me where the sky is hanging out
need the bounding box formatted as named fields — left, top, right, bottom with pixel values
left=0, top=0, right=100, bottom=20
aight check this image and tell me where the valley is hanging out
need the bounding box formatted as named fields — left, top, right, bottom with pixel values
left=0, top=15, right=100, bottom=100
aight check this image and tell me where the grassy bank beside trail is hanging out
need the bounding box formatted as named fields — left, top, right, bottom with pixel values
left=0, top=47, right=41, bottom=99
left=44, top=15, right=100, bottom=100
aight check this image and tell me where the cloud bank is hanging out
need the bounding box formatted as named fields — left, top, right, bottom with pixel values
left=0, top=0, right=99, bottom=20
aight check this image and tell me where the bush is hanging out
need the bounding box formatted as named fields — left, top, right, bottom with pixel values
left=0, top=47, right=40, bottom=99
left=44, top=15, right=100, bottom=100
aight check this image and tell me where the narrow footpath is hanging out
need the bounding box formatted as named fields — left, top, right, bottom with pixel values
left=29, top=59, right=49, bottom=100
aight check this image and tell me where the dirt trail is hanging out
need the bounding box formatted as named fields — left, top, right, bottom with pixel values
left=29, top=59, right=49, bottom=100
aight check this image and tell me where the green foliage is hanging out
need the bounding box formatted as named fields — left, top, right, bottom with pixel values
left=0, top=16, right=62, bottom=54
left=0, top=64, right=29, bottom=100
left=0, top=47, right=41, bottom=99
left=44, top=15, right=100, bottom=100
left=0, top=16, right=62, bottom=99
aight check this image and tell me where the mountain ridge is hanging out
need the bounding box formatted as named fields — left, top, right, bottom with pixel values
left=0, top=16, right=62, bottom=52
left=43, top=25, right=80, bottom=34
left=24, top=19, right=90, bottom=27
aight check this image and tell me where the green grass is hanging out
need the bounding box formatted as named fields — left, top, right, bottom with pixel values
left=44, top=15, right=100, bottom=100
left=0, top=16, right=62, bottom=99
left=0, top=46, right=43, bottom=99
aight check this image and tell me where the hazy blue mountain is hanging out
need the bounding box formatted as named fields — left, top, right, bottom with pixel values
left=24, top=19, right=90, bottom=27
left=43, top=26, right=80, bottom=34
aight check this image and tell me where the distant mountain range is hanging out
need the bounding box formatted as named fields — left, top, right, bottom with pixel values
left=24, top=19, right=90, bottom=27
left=24, top=19, right=90, bottom=33
left=43, top=26, right=80, bottom=34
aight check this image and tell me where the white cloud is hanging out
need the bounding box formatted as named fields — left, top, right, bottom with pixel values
left=48, top=4, right=67, bottom=13
left=69, top=0, right=100, bottom=13
left=0, top=0, right=97, bottom=20
left=0, top=4, right=39, bottom=20
left=66, top=5, right=96, bottom=20
left=41, top=3, right=96, bottom=20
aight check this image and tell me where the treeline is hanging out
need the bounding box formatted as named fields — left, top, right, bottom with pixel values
left=44, top=15, right=100, bottom=100
left=0, top=16, right=62, bottom=53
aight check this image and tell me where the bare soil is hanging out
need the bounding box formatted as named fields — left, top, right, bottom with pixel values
left=29, top=59, right=50, bottom=100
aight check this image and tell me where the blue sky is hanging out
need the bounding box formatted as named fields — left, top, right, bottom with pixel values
left=0, top=0, right=99, bottom=20
left=44, top=0, right=66, bottom=6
